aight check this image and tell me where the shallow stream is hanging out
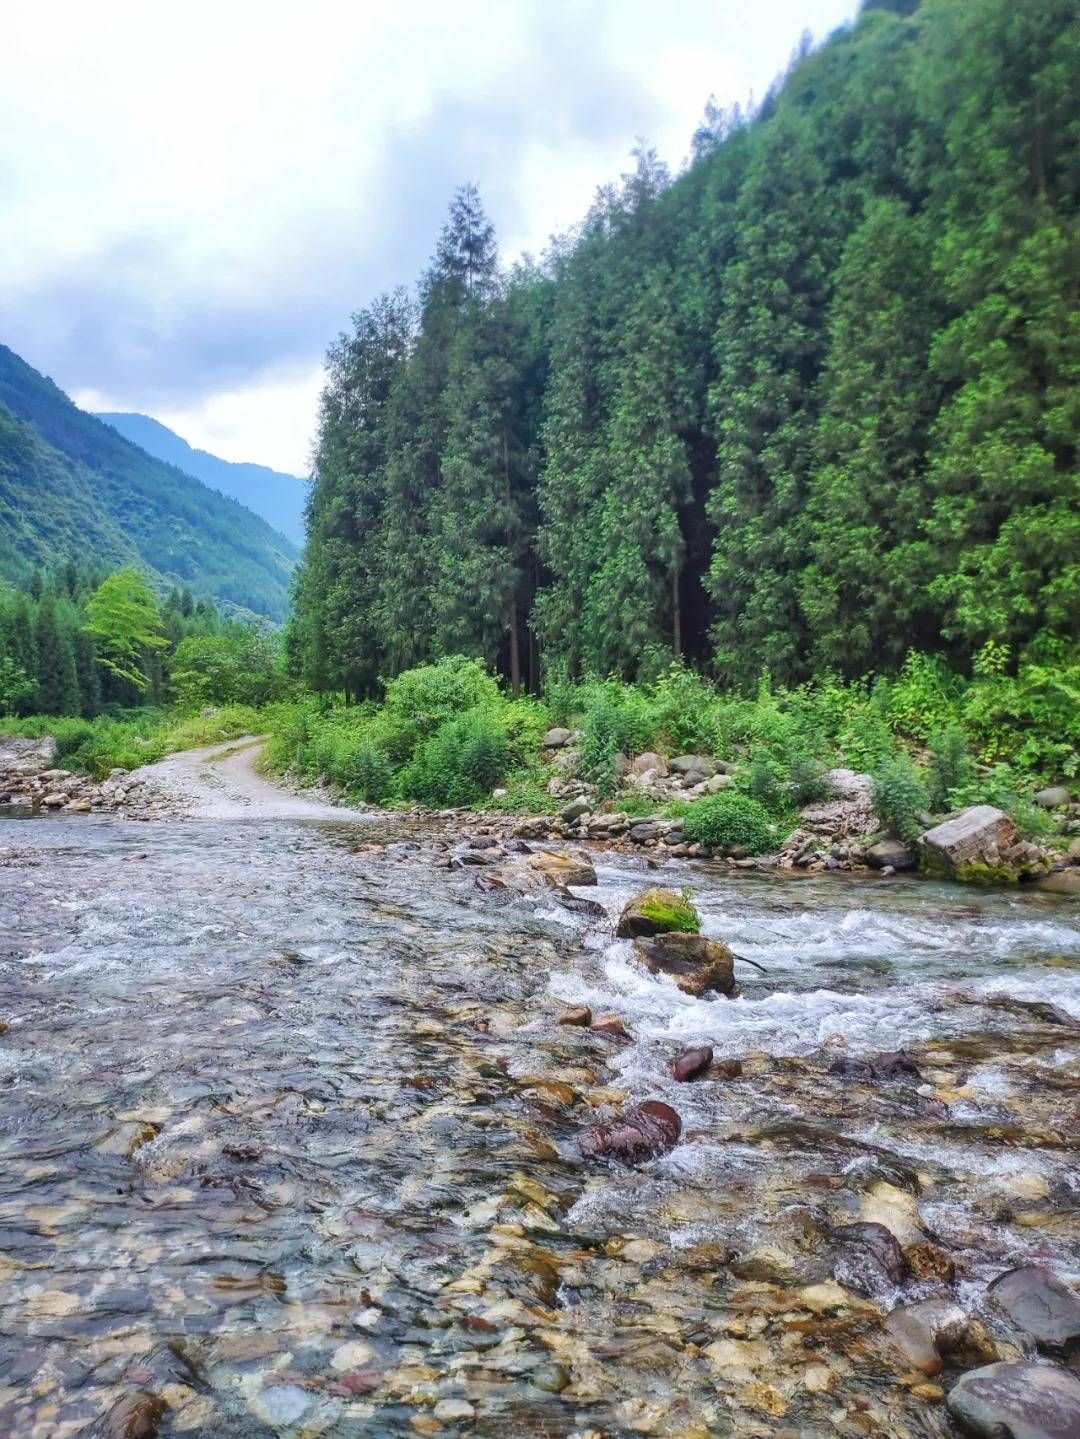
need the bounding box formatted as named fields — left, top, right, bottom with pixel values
left=1, top=813, right=1077, bottom=1436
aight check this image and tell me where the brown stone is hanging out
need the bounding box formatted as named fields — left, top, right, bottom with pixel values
left=633, top=933, right=735, bottom=998
left=579, top=1100, right=682, bottom=1163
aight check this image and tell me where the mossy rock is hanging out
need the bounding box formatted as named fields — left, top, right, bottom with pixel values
left=615, top=887, right=700, bottom=938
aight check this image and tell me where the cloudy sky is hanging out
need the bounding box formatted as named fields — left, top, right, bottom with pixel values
left=4, top=0, right=859, bottom=475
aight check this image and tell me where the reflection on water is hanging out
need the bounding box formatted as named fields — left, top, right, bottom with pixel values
left=1, top=816, right=1078, bottom=1436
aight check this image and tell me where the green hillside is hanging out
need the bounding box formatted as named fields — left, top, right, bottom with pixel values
left=0, top=344, right=298, bottom=620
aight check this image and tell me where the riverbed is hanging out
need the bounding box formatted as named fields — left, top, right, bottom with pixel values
left=1, top=795, right=1078, bottom=1436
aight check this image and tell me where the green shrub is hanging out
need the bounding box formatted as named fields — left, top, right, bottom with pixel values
left=341, top=743, right=393, bottom=803
left=927, top=725, right=974, bottom=811
left=870, top=753, right=931, bottom=842
left=398, top=709, right=509, bottom=807
left=681, top=792, right=777, bottom=854
left=384, top=656, right=501, bottom=734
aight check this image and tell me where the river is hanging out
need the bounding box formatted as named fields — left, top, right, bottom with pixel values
left=1, top=777, right=1078, bottom=1436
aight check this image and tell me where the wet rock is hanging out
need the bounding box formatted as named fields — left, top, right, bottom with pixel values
left=883, top=1298, right=968, bottom=1375
left=1036, top=869, right=1080, bottom=896
left=828, top=1049, right=922, bottom=1084
left=710, top=1057, right=743, bottom=1080
left=865, top=838, right=917, bottom=871
left=859, top=1180, right=925, bottom=1246
left=101, top=1390, right=167, bottom=1438
left=904, top=1241, right=956, bottom=1286
left=553, top=888, right=607, bottom=919
left=591, top=1014, right=631, bottom=1040
left=670, top=1045, right=713, bottom=1082
left=542, top=727, right=572, bottom=748
left=947, top=1361, right=1080, bottom=1439
left=831, top=1221, right=908, bottom=1291
left=615, top=887, right=699, bottom=938
left=579, top=1100, right=681, bottom=1163
left=920, top=805, right=1017, bottom=876
left=987, top=1266, right=1080, bottom=1355
left=633, top=932, right=735, bottom=998
left=479, top=847, right=597, bottom=895
left=530, top=1362, right=570, bottom=1393
left=558, top=1005, right=592, bottom=1027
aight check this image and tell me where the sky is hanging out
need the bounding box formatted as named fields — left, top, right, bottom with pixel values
left=3, top=0, right=861, bottom=476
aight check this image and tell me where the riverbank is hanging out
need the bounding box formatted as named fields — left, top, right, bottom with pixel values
left=1, top=790, right=1078, bottom=1437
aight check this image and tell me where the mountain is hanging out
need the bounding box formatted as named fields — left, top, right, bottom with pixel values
left=0, top=344, right=297, bottom=621
left=95, top=412, right=308, bottom=546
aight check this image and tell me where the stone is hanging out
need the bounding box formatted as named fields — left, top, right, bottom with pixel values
left=822, top=768, right=873, bottom=799
left=702, top=772, right=733, bottom=793
left=919, top=805, right=1018, bottom=877
left=41, top=792, right=67, bottom=807
left=947, top=1361, right=1080, bottom=1439
left=560, top=798, right=592, bottom=823
left=831, top=1221, right=907, bottom=1290
left=633, top=933, right=735, bottom=998
left=629, top=822, right=664, bottom=842
left=904, top=1241, right=956, bottom=1285
left=631, top=752, right=668, bottom=777
left=64, top=797, right=93, bottom=812
left=670, top=754, right=717, bottom=778
left=615, top=887, right=699, bottom=938
left=670, top=1045, right=714, bottom=1082
left=1034, top=786, right=1071, bottom=810
left=859, top=1180, right=924, bottom=1246
left=542, top=728, right=572, bottom=748
left=579, top=1100, right=681, bottom=1163
left=558, top=1005, right=592, bottom=1027
left=591, top=1014, right=631, bottom=1040
left=884, top=1298, right=968, bottom=1375
left=479, top=848, right=597, bottom=895
left=987, top=1266, right=1080, bottom=1355
left=1036, top=870, right=1080, bottom=896
left=865, top=838, right=917, bottom=871
left=101, top=1391, right=167, bottom=1439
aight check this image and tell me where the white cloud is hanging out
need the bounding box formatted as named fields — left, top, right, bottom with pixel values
left=5, top=0, right=860, bottom=472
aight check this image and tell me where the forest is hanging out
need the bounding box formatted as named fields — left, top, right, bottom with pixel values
left=290, top=0, right=1078, bottom=700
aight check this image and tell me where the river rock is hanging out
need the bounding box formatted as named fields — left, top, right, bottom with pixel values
left=480, top=848, right=597, bottom=894
left=558, top=1005, right=592, bottom=1027
left=920, top=805, right=1017, bottom=876
left=633, top=933, right=735, bottom=997
left=579, top=1100, right=681, bottom=1163
left=1036, top=869, right=1080, bottom=896
left=631, top=751, right=668, bottom=777
left=615, top=888, right=698, bottom=938
left=41, top=792, right=67, bottom=807
left=987, top=1266, right=1080, bottom=1354
left=883, top=1297, right=968, bottom=1375
left=1034, top=786, right=1071, bottom=810
left=831, top=1221, right=908, bottom=1290
left=865, top=838, right=917, bottom=871
left=560, top=797, right=592, bottom=823
left=101, top=1390, right=167, bottom=1438
left=947, top=1361, right=1080, bottom=1439
left=670, top=1045, right=714, bottom=1081
left=543, top=728, right=572, bottom=748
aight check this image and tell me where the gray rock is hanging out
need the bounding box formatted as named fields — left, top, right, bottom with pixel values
left=1034, top=786, right=1071, bottom=810
left=631, top=751, right=668, bottom=777
left=1037, top=869, right=1080, bottom=897
left=947, top=1361, right=1080, bottom=1439
left=543, top=727, right=572, bottom=749
left=920, top=805, right=1017, bottom=875
left=560, top=797, right=592, bottom=823
left=41, top=792, right=67, bottom=808
left=865, top=838, right=917, bottom=871
left=670, top=754, right=717, bottom=778
left=629, top=822, right=663, bottom=843
left=987, top=1266, right=1080, bottom=1354
left=822, top=767, right=873, bottom=799
left=882, top=1297, right=968, bottom=1375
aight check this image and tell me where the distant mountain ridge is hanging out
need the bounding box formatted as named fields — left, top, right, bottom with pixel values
left=0, top=343, right=297, bottom=621
left=96, top=412, right=308, bottom=545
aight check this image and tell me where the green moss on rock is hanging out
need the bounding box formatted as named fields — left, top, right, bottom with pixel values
left=616, top=887, right=700, bottom=938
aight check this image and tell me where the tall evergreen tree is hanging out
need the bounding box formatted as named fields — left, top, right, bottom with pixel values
left=35, top=595, right=79, bottom=715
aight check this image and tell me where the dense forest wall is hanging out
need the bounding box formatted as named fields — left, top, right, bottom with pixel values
left=291, top=0, right=1079, bottom=696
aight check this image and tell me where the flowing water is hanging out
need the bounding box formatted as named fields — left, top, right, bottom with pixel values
left=1, top=810, right=1078, bottom=1437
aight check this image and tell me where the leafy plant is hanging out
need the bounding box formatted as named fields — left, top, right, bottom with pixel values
left=681, top=792, right=777, bottom=854
left=870, top=753, right=931, bottom=842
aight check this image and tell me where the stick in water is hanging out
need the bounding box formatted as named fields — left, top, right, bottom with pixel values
left=731, top=951, right=768, bottom=973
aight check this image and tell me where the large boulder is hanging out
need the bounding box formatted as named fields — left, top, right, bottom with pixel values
left=987, top=1266, right=1080, bottom=1355
left=865, top=838, right=917, bottom=871
left=1034, top=786, right=1071, bottom=810
left=801, top=770, right=877, bottom=839
left=670, top=754, right=717, bottom=778
left=615, top=888, right=699, bottom=938
left=920, top=805, right=1018, bottom=878
left=579, top=1100, right=681, bottom=1163
left=631, top=751, right=669, bottom=777
left=633, top=933, right=735, bottom=997
left=947, top=1362, right=1080, bottom=1439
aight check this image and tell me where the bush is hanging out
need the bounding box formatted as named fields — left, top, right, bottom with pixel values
left=681, top=792, right=777, bottom=854
left=397, top=709, right=509, bottom=807
left=927, top=725, right=974, bottom=811
left=870, top=753, right=931, bottom=842
left=578, top=683, right=653, bottom=796
left=384, top=656, right=501, bottom=735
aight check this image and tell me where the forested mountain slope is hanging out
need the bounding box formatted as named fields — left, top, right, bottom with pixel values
left=0, top=345, right=298, bottom=620
left=292, top=0, right=1078, bottom=696
left=96, top=412, right=308, bottom=545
